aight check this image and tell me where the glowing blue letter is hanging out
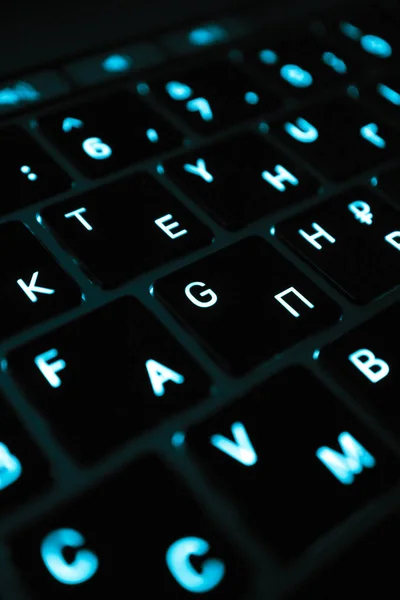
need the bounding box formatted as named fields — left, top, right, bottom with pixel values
left=165, top=81, right=193, bottom=101
left=34, top=349, right=66, bottom=388
left=348, top=349, right=389, bottom=383
left=280, top=64, right=313, bottom=88
left=145, top=359, right=184, bottom=397
left=185, top=282, right=218, bottom=308
left=211, top=422, right=257, bottom=466
left=283, top=117, right=318, bottom=143
left=166, top=537, right=225, bottom=593
left=17, top=271, right=55, bottom=303
left=377, top=83, right=400, bottom=106
left=186, top=98, right=213, bottom=121
left=316, top=432, right=376, bottom=484
left=360, top=123, right=386, bottom=149
left=322, top=52, right=347, bottom=74
left=360, top=35, right=392, bottom=58
left=82, top=137, right=112, bottom=160
left=262, top=165, right=299, bottom=192
left=0, top=443, right=22, bottom=490
left=183, top=159, right=213, bottom=182
left=298, top=222, right=336, bottom=250
left=348, top=201, right=373, bottom=225
left=41, top=528, right=98, bottom=585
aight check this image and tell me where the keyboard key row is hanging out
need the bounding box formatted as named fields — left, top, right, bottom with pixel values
left=10, top=456, right=247, bottom=598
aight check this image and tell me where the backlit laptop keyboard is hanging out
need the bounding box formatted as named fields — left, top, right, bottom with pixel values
left=1, top=1, right=400, bottom=598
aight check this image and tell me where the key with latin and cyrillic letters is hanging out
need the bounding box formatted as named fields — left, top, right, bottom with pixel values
left=275, top=187, right=400, bottom=303
left=270, top=96, right=399, bottom=180
left=318, top=302, right=400, bottom=440
left=38, top=90, right=182, bottom=178
left=147, top=61, right=280, bottom=133
left=181, top=367, right=399, bottom=560
left=6, top=297, right=210, bottom=463
left=0, top=222, right=81, bottom=339
left=0, top=126, right=72, bottom=215
left=39, top=173, right=213, bottom=288
left=10, top=455, right=248, bottom=599
left=0, top=393, right=50, bottom=514
left=162, top=132, right=320, bottom=230
left=153, top=237, right=341, bottom=375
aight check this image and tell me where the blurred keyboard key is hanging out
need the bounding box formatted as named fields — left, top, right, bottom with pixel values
left=0, top=222, right=81, bottom=338
left=163, top=132, right=320, bottom=230
left=7, top=297, right=211, bottom=463
left=0, top=126, right=72, bottom=214
left=0, top=394, right=50, bottom=514
left=183, top=367, right=399, bottom=560
left=271, top=96, right=399, bottom=180
left=65, top=43, right=165, bottom=86
left=0, top=70, right=70, bottom=115
left=154, top=237, right=341, bottom=375
left=160, top=19, right=248, bottom=55
left=10, top=456, right=247, bottom=599
left=359, top=77, right=400, bottom=122
left=276, top=187, right=400, bottom=303
left=320, top=302, right=400, bottom=438
left=149, top=61, right=280, bottom=133
left=40, top=173, right=213, bottom=288
left=39, top=90, right=182, bottom=178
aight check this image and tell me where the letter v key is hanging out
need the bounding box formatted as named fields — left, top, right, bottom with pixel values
left=210, top=422, right=258, bottom=466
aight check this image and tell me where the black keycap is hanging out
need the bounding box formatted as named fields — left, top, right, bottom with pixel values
left=270, top=96, right=398, bottom=180
left=290, top=514, right=400, bottom=598
left=39, top=173, right=213, bottom=288
left=182, top=367, right=398, bottom=561
left=148, top=61, right=280, bottom=133
left=38, top=90, right=182, bottom=178
left=0, top=126, right=72, bottom=215
left=276, top=187, right=400, bottom=303
left=0, top=222, right=81, bottom=338
left=0, top=70, right=71, bottom=116
left=244, top=31, right=352, bottom=100
left=0, top=393, right=50, bottom=514
left=153, top=237, right=341, bottom=375
left=163, top=132, right=320, bottom=230
left=319, top=302, right=400, bottom=439
left=326, top=11, right=399, bottom=74
left=6, top=297, right=211, bottom=463
left=10, top=455, right=247, bottom=599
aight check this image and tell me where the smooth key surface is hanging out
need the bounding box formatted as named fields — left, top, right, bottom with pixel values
left=373, top=165, right=400, bottom=203
left=182, top=367, right=398, bottom=560
left=270, top=96, right=398, bottom=180
left=148, top=60, right=280, bottom=133
left=0, top=126, right=72, bottom=215
left=40, top=173, right=213, bottom=288
left=290, top=514, right=400, bottom=598
left=10, top=455, right=247, bottom=599
left=319, top=302, right=400, bottom=439
left=6, top=297, right=211, bottom=463
left=163, top=132, right=320, bottom=230
left=154, top=237, right=341, bottom=375
left=38, top=90, right=182, bottom=178
left=0, top=393, right=50, bottom=514
left=276, top=187, right=400, bottom=303
left=244, top=31, right=352, bottom=99
left=0, top=222, right=81, bottom=338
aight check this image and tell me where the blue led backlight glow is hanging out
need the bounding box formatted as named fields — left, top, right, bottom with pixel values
left=322, top=52, right=347, bottom=74
left=361, top=35, right=392, bottom=58
left=244, top=91, right=259, bottom=105
left=146, top=128, right=159, bottom=143
left=171, top=431, right=186, bottom=447
left=377, top=83, right=400, bottom=106
left=188, top=24, right=228, bottom=46
left=136, top=82, right=150, bottom=96
left=360, top=123, right=386, bottom=149
left=165, top=81, right=193, bottom=101
left=0, top=443, right=22, bottom=490
left=340, top=21, right=362, bottom=41
left=280, top=64, right=313, bottom=88
left=284, top=117, right=318, bottom=143
left=41, top=529, right=99, bottom=585
left=316, top=432, right=376, bottom=484
left=259, top=49, right=278, bottom=64
left=102, top=54, right=132, bottom=72
left=166, top=537, right=225, bottom=592
left=211, top=422, right=257, bottom=466
left=20, top=165, right=37, bottom=181
left=145, top=359, right=184, bottom=396
left=186, top=97, right=213, bottom=121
